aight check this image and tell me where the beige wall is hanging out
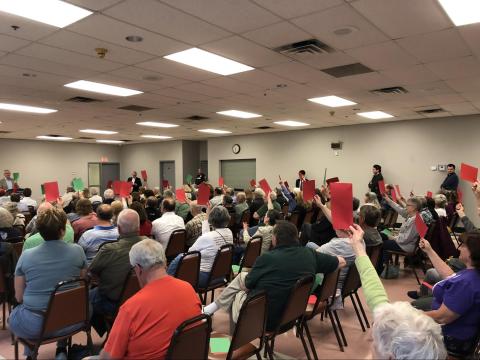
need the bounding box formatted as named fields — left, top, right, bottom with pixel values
left=0, top=139, right=120, bottom=201
left=207, top=114, right=480, bottom=220
left=119, top=140, right=183, bottom=189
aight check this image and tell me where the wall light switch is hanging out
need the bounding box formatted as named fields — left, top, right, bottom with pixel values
left=430, top=165, right=438, bottom=171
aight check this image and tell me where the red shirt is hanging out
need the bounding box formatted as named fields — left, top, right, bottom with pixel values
left=139, top=220, right=152, bottom=237
left=72, top=213, right=99, bottom=241
left=104, top=275, right=201, bottom=359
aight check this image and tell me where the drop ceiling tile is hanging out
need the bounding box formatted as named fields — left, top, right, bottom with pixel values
left=136, top=58, right=219, bottom=82
left=345, top=41, right=419, bottom=71
left=459, top=23, right=480, bottom=58
left=160, top=0, right=281, bottom=33
left=396, top=29, right=471, bottom=63
left=251, top=0, right=343, bottom=19
left=0, top=13, right=57, bottom=41
left=351, top=0, right=451, bottom=38
left=153, top=87, right=213, bottom=102
left=16, top=43, right=124, bottom=72
left=263, top=61, right=332, bottom=84
left=176, top=83, right=237, bottom=98
left=339, top=72, right=397, bottom=91
left=407, top=81, right=456, bottom=96
left=0, top=34, right=30, bottom=52
left=105, top=0, right=230, bottom=45
left=66, top=0, right=123, bottom=11
left=84, top=74, right=160, bottom=92
left=109, top=66, right=190, bottom=88
left=291, top=4, right=389, bottom=50
left=68, top=14, right=188, bottom=57
left=201, top=77, right=263, bottom=94
left=381, top=64, right=440, bottom=85
left=39, top=30, right=155, bottom=65
left=230, top=69, right=298, bottom=89
left=242, top=21, right=311, bottom=49
left=426, top=93, right=465, bottom=105
left=425, top=56, right=480, bottom=81
left=202, top=36, right=289, bottom=68
left=446, top=77, right=480, bottom=93
left=461, top=92, right=480, bottom=102
left=0, top=53, right=98, bottom=78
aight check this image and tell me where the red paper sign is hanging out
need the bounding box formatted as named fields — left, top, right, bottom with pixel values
left=303, top=180, right=316, bottom=202
left=378, top=180, right=386, bottom=195
left=391, top=187, right=398, bottom=202
left=460, top=163, right=478, bottom=183
left=119, top=181, right=132, bottom=198
left=197, top=183, right=210, bottom=206
left=175, top=188, right=186, bottom=203
left=426, top=191, right=433, bottom=198
left=113, top=181, right=121, bottom=195
left=326, top=177, right=339, bottom=185
left=162, top=179, right=170, bottom=188
left=258, top=178, right=272, bottom=194
left=415, top=212, right=428, bottom=238
left=250, top=179, right=256, bottom=187
left=330, top=182, right=353, bottom=230
left=219, top=177, right=224, bottom=187
left=107, top=180, right=113, bottom=189
left=394, top=185, right=402, bottom=198
left=44, top=181, right=60, bottom=202
left=284, top=181, right=289, bottom=188
left=141, top=170, right=148, bottom=181
left=457, top=189, right=463, bottom=203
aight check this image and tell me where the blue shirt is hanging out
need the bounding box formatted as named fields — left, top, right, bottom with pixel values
left=432, top=269, right=480, bottom=340
left=78, top=225, right=119, bottom=264
left=15, top=240, right=87, bottom=311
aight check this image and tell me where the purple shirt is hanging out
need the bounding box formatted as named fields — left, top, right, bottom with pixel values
left=432, top=269, right=480, bottom=340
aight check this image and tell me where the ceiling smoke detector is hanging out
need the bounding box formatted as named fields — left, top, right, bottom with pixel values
left=125, top=35, right=143, bottom=42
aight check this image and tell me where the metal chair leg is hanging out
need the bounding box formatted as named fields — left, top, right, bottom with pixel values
left=327, top=310, right=344, bottom=352
left=333, top=310, right=347, bottom=347
left=298, top=324, right=312, bottom=360
left=303, top=322, right=318, bottom=360
left=14, top=339, right=18, bottom=360
left=349, top=293, right=366, bottom=332
left=354, top=291, right=370, bottom=328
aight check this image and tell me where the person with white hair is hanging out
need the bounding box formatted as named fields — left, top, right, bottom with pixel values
left=89, top=209, right=147, bottom=336
left=98, top=239, right=201, bottom=359
left=89, top=188, right=103, bottom=204
left=348, top=224, right=447, bottom=359
left=103, top=188, right=115, bottom=205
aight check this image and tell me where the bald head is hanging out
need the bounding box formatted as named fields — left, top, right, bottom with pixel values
left=190, top=200, right=201, bottom=216
left=96, top=204, right=113, bottom=222
left=117, top=208, right=139, bottom=235
left=37, top=202, right=53, bottom=215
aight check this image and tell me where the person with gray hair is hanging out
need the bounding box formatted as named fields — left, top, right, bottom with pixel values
left=0, top=206, right=22, bottom=241
left=98, top=239, right=201, bottom=359
left=434, top=194, right=448, bottom=217
left=103, top=188, right=115, bottom=205
left=89, top=209, right=146, bottom=337
left=363, top=191, right=381, bottom=208
left=89, top=187, right=103, bottom=204
left=348, top=224, right=447, bottom=359
left=185, top=200, right=207, bottom=247
left=167, top=204, right=233, bottom=288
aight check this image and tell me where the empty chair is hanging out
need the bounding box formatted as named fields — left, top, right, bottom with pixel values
left=198, top=244, right=234, bottom=305
left=233, top=236, right=262, bottom=275
left=209, top=291, right=267, bottom=360
left=13, top=278, right=92, bottom=360
left=264, top=275, right=314, bottom=360
left=174, top=251, right=201, bottom=291
left=166, top=314, right=212, bottom=360
left=166, top=229, right=187, bottom=260
left=366, top=243, right=382, bottom=270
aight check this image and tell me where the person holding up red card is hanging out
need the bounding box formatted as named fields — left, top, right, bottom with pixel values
left=127, top=170, right=143, bottom=193
left=295, top=169, right=308, bottom=190
left=381, top=194, right=424, bottom=274
left=440, top=164, right=459, bottom=191
left=368, top=164, right=384, bottom=199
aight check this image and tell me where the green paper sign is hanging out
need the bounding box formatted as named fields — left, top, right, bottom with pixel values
left=40, top=184, right=45, bottom=195
left=381, top=229, right=393, bottom=237
left=323, top=168, right=327, bottom=186
left=72, top=178, right=84, bottom=192
left=186, top=174, right=193, bottom=184
left=13, top=172, right=19, bottom=182
left=210, top=337, right=231, bottom=353
left=231, top=264, right=240, bottom=274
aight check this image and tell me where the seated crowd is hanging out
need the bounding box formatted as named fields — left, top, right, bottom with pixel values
left=1, top=165, right=479, bottom=360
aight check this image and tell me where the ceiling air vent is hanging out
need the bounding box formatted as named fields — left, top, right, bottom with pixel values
left=118, top=105, right=154, bottom=112
left=274, top=39, right=335, bottom=55
left=0, top=130, right=12, bottom=134
left=119, top=139, right=132, bottom=142
left=321, top=63, right=373, bottom=78
left=46, top=134, right=62, bottom=137
left=371, top=86, right=408, bottom=95
left=256, top=126, right=273, bottom=130
left=184, top=115, right=209, bottom=121
left=416, top=108, right=445, bottom=115
left=66, top=96, right=101, bottom=103
left=77, top=136, right=95, bottom=140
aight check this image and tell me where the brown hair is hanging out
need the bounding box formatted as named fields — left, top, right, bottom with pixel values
left=37, top=207, right=67, bottom=241
left=76, top=199, right=93, bottom=216
left=463, top=230, right=480, bottom=270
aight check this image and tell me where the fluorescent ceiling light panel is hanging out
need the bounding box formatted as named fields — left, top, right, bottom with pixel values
left=80, top=129, right=118, bottom=135
left=308, top=95, right=357, bottom=107
left=64, top=80, right=142, bottom=97
left=217, top=110, right=262, bottom=118
left=198, top=129, right=232, bottom=134
left=0, top=102, right=57, bottom=114
left=96, top=139, right=124, bottom=144
left=438, top=0, right=480, bottom=26
left=357, top=111, right=394, bottom=119
left=274, top=120, right=310, bottom=127
left=141, top=135, right=172, bottom=139
left=36, top=135, right=72, bottom=141
left=164, top=48, right=254, bottom=76
left=0, top=0, right=92, bottom=28
left=137, top=121, right=179, bottom=128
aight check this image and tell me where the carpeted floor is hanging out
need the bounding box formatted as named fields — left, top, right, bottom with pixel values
left=0, top=267, right=420, bottom=359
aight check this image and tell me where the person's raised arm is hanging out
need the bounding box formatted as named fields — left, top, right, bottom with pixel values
left=419, top=239, right=454, bottom=279
left=384, top=194, right=408, bottom=218
left=267, top=192, right=273, bottom=210
left=314, top=195, right=332, bottom=223
left=456, top=203, right=477, bottom=232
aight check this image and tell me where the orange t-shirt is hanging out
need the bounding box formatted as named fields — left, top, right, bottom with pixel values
left=104, top=275, right=201, bottom=360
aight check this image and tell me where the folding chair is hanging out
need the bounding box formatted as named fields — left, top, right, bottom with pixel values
left=233, top=236, right=262, bottom=275
left=166, top=229, right=187, bottom=261
left=174, top=251, right=201, bottom=291
left=166, top=314, right=212, bottom=360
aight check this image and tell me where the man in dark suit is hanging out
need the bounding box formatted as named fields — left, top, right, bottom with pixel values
left=127, top=171, right=142, bottom=192
left=440, top=164, right=459, bottom=191
left=295, top=170, right=307, bottom=190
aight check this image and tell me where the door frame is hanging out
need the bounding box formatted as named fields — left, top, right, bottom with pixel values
left=159, top=160, right=176, bottom=189
left=87, top=162, right=121, bottom=193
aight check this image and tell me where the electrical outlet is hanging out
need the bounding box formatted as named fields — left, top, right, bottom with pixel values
left=431, top=165, right=437, bottom=171
left=438, top=164, right=447, bottom=171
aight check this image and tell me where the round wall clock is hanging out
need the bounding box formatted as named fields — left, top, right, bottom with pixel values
left=232, top=144, right=241, bottom=154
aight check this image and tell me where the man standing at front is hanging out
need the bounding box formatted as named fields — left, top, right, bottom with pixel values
left=440, top=164, right=459, bottom=191
left=0, top=170, right=17, bottom=191
left=127, top=171, right=142, bottom=193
